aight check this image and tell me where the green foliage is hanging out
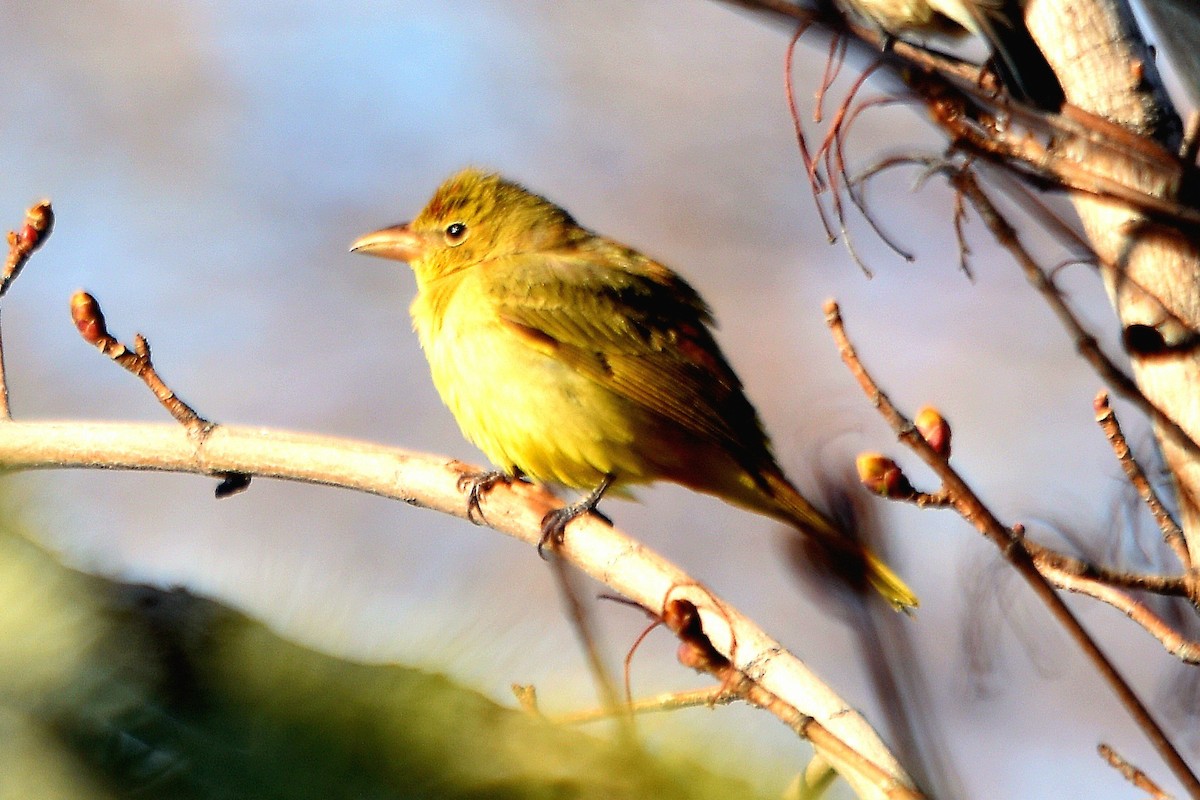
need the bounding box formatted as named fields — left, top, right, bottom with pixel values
left=0, top=516, right=766, bottom=800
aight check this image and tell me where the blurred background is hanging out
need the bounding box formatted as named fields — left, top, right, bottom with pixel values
left=0, top=1, right=1196, bottom=797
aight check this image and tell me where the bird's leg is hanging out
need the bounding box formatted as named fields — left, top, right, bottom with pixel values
left=458, top=466, right=525, bottom=524
left=538, top=474, right=615, bottom=558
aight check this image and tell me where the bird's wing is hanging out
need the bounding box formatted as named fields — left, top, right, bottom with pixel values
left=481, top=243, right=774, bottom=461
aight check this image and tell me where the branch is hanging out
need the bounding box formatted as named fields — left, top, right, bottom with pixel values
left=551, top=686, right=739, bottom=726
left=0, top=200, right=53, bottom=420
left=1020, top=536, right=1193, bottom=600
left=945, top=168, right=1200, bottom=463
left=1094, top=391, right=1190, bottom=570
left=1030, top=548, right=1200, bottom=665
left=1099, top=743, right=1173, bottom=800
left=861, top=444, right=1200, bottom=662
left=716, top=0, right=1200, bottom=562
left=825, top=299, right=1200, bottom=796
left=0, top=417, right=921, bottom=799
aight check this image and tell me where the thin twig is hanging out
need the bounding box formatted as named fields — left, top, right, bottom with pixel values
left=553, top=685, right=738, bottom=725
left=1, top=200, right=52, bottom=299
left=785, top=22, right=836, bottom=242
left=0, top=416, right=924, bottom=799
left=0, top=310, right=8, bottom=421
left=824, top=300, right=1200, bottom=796
left=1034, top=552, right=1200, bottom=664
left=511, top=683, right=540, bottom=714
left=70, top=291, right=210, bottom=432
left=1099, top=743, right=1174, bottom=800
left=1020, top=536, right=1193, bottom=600
left=0, top=200, right=54, bottom=420
left=545, top=552, right=639, bottom=747
left=949, top=175, right=974, bottom=278
left=1094, top=391, right=1190, bottom=570
left=70, top=291, right=249, bottom=497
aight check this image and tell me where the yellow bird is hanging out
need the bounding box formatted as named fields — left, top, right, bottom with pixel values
left=351, top=169, right=916, bottom=611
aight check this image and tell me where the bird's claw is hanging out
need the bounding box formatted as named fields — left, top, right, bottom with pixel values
left=536, top=508, right=573, bottom=559
left=536, top=499, right=613, bottom=559
left=458, top=469, right=514, bottom=524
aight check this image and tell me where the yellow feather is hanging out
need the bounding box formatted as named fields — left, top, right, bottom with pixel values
left=354, top=168, right=918, bottom=611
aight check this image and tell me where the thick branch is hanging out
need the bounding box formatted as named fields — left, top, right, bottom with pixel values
left=1025, top=0, right=1200, bottom=564
left=0, top=419, right=920, bottom=799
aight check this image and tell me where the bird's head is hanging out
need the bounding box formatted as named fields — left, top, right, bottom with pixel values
left=350, top=168, right=583, bottom=284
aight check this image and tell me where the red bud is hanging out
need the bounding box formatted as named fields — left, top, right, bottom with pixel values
left=915, top=406, right=952, bottom=457
left=17, top=201, right=53, bottom=251
left=70, top=291, right=108, bottom=345
left=857, top=452, right=914, bottom=498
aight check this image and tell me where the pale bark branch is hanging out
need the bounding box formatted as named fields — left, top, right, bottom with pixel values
left=1028, top=0, right=1200, bottom=565
left=0, top=418, right=921, bottom=800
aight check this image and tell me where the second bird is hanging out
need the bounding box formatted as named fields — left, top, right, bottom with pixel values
left=351, top=169, right=917, bottom=611
left=837, top=0, right=1065, bottom=110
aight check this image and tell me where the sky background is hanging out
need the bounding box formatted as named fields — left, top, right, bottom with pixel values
left=1, top=2, right=1196, bottom=797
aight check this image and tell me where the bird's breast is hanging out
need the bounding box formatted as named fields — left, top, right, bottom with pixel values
left=410, top=275, right=648, bottom=489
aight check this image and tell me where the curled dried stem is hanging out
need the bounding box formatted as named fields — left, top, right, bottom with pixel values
left=785, top=22, right=835, bottom=242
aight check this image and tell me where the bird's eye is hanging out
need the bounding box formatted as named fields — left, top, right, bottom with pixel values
left=444, top=222, right=468, bottom=245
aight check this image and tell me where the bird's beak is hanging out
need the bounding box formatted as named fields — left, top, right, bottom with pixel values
left=349, top=223, right=431, bottom=263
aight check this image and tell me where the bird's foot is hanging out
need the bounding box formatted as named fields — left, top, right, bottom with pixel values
left=458, top=467, right=522, bottom=524
left=536, top=475, right=615, bottom=559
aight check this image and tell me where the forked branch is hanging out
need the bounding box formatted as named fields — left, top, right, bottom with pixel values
left=826, top=299, right=1200, bottom=796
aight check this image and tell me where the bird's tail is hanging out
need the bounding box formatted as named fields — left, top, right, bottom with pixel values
left=762, top=470, right=919, bottom=612
left=860, top=550, right=920, bottom=614
left=967, top=1, right=1065, bottom=110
